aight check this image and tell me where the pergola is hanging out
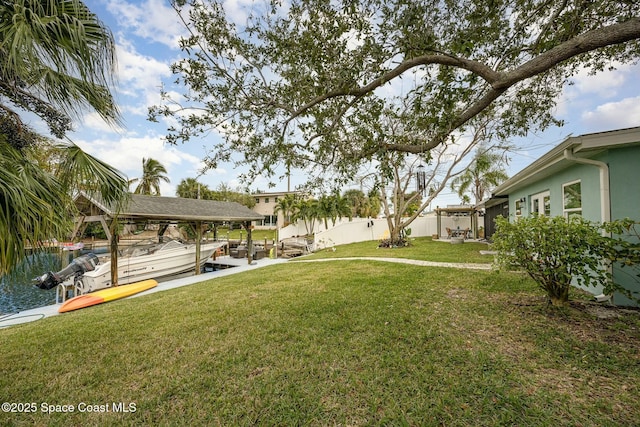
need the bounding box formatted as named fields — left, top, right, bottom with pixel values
left=435, top=206, right=479, bottom=239
left=73, top=192, right=264, bottom=284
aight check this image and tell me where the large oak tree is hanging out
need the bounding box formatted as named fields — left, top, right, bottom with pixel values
left=150, top=0, right=640, bottom=187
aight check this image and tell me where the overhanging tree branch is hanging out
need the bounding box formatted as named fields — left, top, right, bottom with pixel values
left=158, top=0, right=640, bottom=187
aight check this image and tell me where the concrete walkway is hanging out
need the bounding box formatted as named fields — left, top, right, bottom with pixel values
left=0, top=255, right=491, bottom=328
left=0, top=256, right=287, bottom=329
left=293, top=257, right=492, bottom=270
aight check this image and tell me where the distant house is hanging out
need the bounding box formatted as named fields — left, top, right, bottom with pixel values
left=252, top=191, right=304, bottom=229
left=487, top=126, right=640, bottom=306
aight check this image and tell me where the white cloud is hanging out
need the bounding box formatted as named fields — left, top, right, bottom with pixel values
left=568, top=62, right=634, bottom=98
left=76, top=134, right=199, bottom=177
left=554, top=62, right=640, bottom=121
left=222, top=0, right=273, bottom=25
left=581, top=96, right=640, bottom=131
left=78, top=111, right=125, bottom=135
left=104, top=0, right=185, bottom=49
left=74, top=132, right=234, bottom=196
left=558, top=62, right=638, bottom=114
left=115, top=39, right=172, bottom=108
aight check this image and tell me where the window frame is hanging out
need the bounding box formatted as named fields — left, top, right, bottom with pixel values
left=562, top=180, right=582, bottom=219
left=530, top=191, right=551, bottom=216
left=515, top=198, right=524, bottom=218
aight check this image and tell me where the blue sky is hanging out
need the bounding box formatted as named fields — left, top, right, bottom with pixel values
left=65, top=0, right=640, bottom=207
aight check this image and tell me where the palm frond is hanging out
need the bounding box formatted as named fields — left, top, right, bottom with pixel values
left=56, top=142, right=130, bottom=212
left=0, top=139, right=69, bottom=274
left=0, top=0, right=120, bottom=127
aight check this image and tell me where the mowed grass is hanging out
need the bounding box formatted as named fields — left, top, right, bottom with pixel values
left=2, top=260, right=640, bottom=425
left=222, top=228, right=277, bottom=241
left=302, top=236, right=493, bottom=264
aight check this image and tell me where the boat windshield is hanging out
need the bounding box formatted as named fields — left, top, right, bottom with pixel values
left=155, top=239, right=186, bottom=252
left=120, top=239, right=186, bottom=257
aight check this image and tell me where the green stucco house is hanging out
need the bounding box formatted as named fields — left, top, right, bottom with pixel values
left=490, top=126, right=640, bottom=306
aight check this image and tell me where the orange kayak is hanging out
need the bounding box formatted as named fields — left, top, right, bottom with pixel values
left=58, top=279, right=158, bottom=313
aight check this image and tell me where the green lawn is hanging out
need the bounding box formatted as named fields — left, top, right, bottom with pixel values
left=1, top=247, right=639, bottom=425
left=302, top=236, right=493, bottom=264
left=219, top=227, right=277, bottom=242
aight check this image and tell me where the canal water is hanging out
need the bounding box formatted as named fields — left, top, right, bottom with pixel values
left=1, top=246, right=234, bottom=315
left=0, top=251, right=73, bottom=315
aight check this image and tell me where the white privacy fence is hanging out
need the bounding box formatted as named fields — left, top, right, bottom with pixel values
left=278, top=215, right=475, bottom=250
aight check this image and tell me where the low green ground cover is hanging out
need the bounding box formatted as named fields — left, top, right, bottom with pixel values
left=2, top=256, right=639, bottom=425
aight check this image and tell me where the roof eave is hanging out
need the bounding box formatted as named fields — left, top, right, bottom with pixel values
left=493, top=137, right=579, bottom=196
left=494, top=127, right=640, bottom=197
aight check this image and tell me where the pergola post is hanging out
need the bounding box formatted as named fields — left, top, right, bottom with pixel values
left=472, top=210, right=478, bottom=239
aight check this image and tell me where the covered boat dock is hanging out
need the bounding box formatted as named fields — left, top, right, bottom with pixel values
left=72, top=192, right=264, bottom=285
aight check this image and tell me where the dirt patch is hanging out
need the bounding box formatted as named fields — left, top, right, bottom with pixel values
left=577, top=301, right=635, bottom=319
left=503, top=295, right=640, bottom=351
left=446, top=288, right=468, bottom=299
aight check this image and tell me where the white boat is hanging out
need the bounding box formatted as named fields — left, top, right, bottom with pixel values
left=34, top=239, right=227, bottom=297
left=82, top=239, right=226, bottom=291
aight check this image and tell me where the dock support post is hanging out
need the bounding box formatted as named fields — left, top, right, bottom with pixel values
left=195, top=220, right=202, bottom=275
left=244, top=221, right=253, bottom=265
left=109, top=217, right=119, bottom=286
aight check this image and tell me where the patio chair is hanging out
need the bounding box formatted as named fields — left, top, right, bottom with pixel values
left=445, top=227, right=452, bottom=239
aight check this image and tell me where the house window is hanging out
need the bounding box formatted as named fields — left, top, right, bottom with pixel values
left=563, top=181, right=582, bottom=219
left=260, top=215, right=277, bottom=226
left=515, top=199, right=524, bottom=218
left=265, top=198, right=270, bottom=203
left=531, top=191, right=550, bottom=216
left=255, top=198, right=260, bottom=204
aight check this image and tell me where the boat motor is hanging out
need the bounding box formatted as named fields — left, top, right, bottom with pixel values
left=33, top=253, right=100, bottom=290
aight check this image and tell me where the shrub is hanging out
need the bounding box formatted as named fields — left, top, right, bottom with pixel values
left=378, top=238, right=408, bottom=248
left=603, top=219, right=640, bottom=301
left=604, top=218, right=640, bottom=268
left=378, top=227, right=411, bottom=248
left=492, top=215, right=612, bottom=306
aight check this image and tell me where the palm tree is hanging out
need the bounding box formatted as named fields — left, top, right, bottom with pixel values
left=131, top=158, right=170, bottom=196
left=0, top=0, right=127, bottom=275
left=343, top=189, right=368, bottom=218
left=450, top=151, right=509, bottom=205
left=292, top=199, right=320, bottom=235
left=273, top=193, right=299, bottom=226
left=331, top=192, right=352, bottom=226
left=366, top=189, right=382, bottom=218
left=176, top=177, right=209, bottom=199
left=315, top=192, right=351, bottom=229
